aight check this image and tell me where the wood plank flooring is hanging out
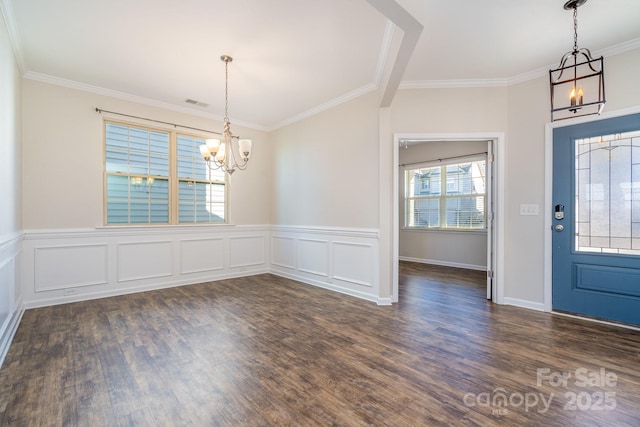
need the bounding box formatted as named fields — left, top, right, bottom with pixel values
left=1, top=261, right=640, bottom=426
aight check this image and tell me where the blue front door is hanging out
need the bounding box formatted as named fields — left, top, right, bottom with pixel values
left=553, top=113, right=640, bottom=325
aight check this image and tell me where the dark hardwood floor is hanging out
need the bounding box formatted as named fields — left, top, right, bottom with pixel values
left=1, top=261, right=640, bottom=426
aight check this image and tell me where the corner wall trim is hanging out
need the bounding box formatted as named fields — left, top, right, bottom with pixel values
left=0, top=298, right=24, bottom=368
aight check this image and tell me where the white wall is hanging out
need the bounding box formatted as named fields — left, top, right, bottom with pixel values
left=399, top=140, right=488, bottom=270
left=0, top=13, right=21, bottom=236
left=0, top=10, right=23, bottom=366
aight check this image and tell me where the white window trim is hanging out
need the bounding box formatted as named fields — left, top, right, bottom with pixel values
left=404, top=155, right=487, bottom=231
left=103, top=119, right=229, bottom=226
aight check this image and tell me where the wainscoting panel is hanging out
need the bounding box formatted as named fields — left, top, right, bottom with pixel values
left=270, top=226, right=381, bottom=304
left=229, top=235, right=265, bottom=269
left=117, top=241, right=173, bottom=282
left=21, top=226, right=382, bottom=308
left=180, top=238, right=224, bottom=274
left=332, top=241, right=374, bottom=288
left=21, top=226, right=270, bottom=308
left=297, top=238, right=329, bottom=277
left=35, top=244, right=108, bottom=291
left=271, top=236, right=295, bottom=269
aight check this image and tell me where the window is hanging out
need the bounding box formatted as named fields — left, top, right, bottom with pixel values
left=104, top=121, right=226, bottom=225
left=405, top=158, right=486, bottom=230
left=575, top=130, right=640, bottom=254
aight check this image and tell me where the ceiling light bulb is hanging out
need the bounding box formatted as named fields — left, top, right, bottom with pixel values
left=199, top=144, right=211, bottom=159
left=206, top=138, right=221, bottom=155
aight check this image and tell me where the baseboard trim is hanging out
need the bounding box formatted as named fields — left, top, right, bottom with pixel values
left=270, top=270, right=381, bottom=305
left=23, top=268, right=269, bottom=309
left=399, top=256, right=486, bottom=271
left=0, top=298, right=24, bottom=368
left=503, top=297, right=546, bottom=312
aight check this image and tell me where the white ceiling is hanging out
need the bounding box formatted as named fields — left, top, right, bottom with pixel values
left=3, top=0, right=640, bottom=131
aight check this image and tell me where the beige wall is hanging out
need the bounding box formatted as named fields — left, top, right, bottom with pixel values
left=504, top=77, right=548, bottom=303
left=387, top=48, right=640, bottom=305
left=21, top=80, right=271, bottom=229
left=385, top=86, right=507, bottom=299
left=399, top=140, right=488, bottom=268
left=270, top=91, right=380, bottom=228
left=391, top=86, right=509, bottom=133
left=15, top=42, right=640, bottom=308
left=503, top=47, right=640, bottom=304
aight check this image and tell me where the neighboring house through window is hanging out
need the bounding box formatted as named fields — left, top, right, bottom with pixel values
left=104, top=121, right=226, bottom=225
left=405, top=157, right=486, bottom=230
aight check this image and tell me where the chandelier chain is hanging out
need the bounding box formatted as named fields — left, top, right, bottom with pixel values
left=573, top=6, right=578, bottom=52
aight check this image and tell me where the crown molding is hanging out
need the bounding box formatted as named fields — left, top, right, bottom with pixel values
left=373, top=21, right=396, bottom=87
left=269, top=17, right=396, bottom=131
left=509, top=37, right=640, bottom=86
left=269, top=82, right=378, bottom=131
left=0, top=0, right=25, bottom=74
left=11, top=0, right=640, bottom=134
left=23, top=71, right=270, bottom=132
left=596, top=36, right=640, bottom=58
left=401, top=37, right=640, bottom=90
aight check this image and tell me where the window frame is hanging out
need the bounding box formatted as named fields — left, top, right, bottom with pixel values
left=103, top=119, right=229, bottom=226
left=404, top=155, right=487, bottom=232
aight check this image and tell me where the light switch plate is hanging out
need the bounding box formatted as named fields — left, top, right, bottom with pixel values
left=520, top=204, right=539, bottom=216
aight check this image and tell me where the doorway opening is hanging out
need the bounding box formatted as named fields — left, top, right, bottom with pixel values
left=392, top=133, right=505, bottom=304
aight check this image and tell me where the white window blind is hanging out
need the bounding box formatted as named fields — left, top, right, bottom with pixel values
left=104, top=121, right=227, bottom=225
left=105, top=123, right=170, bottom=224
left=176, top=135, right=226, bottom=223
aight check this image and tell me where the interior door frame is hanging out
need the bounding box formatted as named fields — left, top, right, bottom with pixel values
left=392, top=132, right=505, bottom=304
left=543, top=105, right=640, bottom=312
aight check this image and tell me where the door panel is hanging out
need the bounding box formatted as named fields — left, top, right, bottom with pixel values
left=553, top=113, right=640, bottom=325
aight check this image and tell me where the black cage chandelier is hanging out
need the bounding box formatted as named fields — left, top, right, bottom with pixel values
left=549, top=0, right=605, bottom=122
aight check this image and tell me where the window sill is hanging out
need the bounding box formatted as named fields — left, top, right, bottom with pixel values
left=97, top=223, right=234, bottom=230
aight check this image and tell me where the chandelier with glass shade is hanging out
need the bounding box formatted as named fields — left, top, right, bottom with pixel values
left=199, top=55, right=252, bottom=175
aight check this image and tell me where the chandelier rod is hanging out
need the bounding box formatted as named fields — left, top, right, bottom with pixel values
left=94, top=107, right=245, bottom=139
left=224, top=56, right=230, bottom=122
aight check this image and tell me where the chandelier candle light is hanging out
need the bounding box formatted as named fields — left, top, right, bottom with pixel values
left=199, top=55, right=252, bottom=175
left=549, top=0, right=605, bottom=122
